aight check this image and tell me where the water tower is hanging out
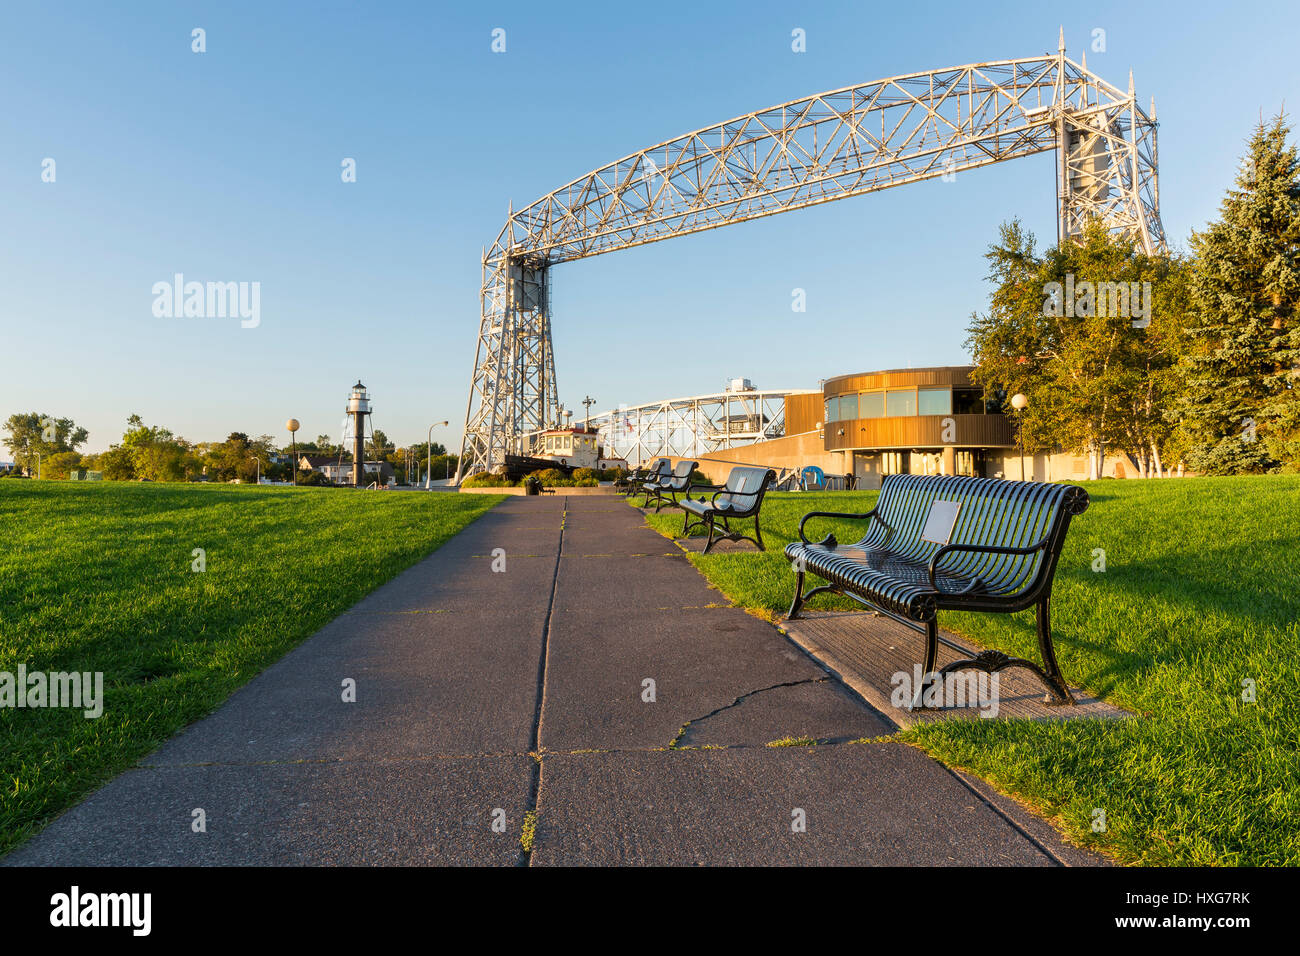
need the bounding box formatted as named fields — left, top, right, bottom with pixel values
left=345, top=381, right=372, bottom=488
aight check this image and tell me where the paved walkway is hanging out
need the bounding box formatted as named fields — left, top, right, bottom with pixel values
left=5, top=497, right=1098, bottom=866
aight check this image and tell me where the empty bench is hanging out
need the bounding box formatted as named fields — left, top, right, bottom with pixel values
left=680, top=466, right=776, bottom=553
left=784, top=473, right=1089, bottom=707
left=640, top=459, right=698, bottom=512
left=618, top=458, right=669, bottom=498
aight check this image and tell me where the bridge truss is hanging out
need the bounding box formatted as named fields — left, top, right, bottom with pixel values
left=458, top=35, right=1165, bottom=478
left=537, top=386, right=819, bottom=466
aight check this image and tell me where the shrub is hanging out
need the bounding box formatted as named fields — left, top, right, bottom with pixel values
left=533, top=468, right=568, bottom=485
left=462, top=472, right=512, bottom=488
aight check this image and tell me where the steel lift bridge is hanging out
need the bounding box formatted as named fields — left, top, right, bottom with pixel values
left=584, top=383, right=822, bottom=466
left=457, top=33, right=1166, bottom=479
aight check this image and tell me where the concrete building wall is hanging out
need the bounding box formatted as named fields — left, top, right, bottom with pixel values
left=682, top=431, right=849, bottom=484
left=987, top=450, right=1131, bottom=481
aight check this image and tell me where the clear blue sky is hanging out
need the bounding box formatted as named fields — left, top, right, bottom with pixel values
left=2, top=0, right=1296, bottom=453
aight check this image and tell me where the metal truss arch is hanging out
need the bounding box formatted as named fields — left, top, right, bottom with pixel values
left=459, top=41, right=1165, bottom=478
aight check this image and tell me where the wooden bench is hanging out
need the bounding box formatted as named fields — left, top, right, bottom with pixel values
left=640, top=459, right=698, bottom=512
left=618, top=458, right=669, bottom=498
left=679, top=466, right=776, bottom=553
left=784, top=474, right=1089, bottom=707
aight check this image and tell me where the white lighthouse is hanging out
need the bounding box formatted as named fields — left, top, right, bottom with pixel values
left=346, top=381, right=372, bottom=488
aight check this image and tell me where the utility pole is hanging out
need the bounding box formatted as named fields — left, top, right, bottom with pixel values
left=582, top=395, right=597, bottom=431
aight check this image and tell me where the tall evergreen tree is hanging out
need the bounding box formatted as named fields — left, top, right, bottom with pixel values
left=1173, top=113, right=1300, bottom=473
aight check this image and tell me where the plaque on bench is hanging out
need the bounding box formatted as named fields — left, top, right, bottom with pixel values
left=920, top=499, right=961, bottom=545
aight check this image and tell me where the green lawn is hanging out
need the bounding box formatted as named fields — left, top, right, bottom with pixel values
left=0, top=482, right=502, bottom=856
left=642, top=476, right=1300, bottom=865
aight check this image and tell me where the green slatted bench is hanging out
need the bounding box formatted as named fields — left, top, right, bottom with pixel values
left=784, top=473, right=1089, bottom=707
left=640, top=459, right=698, bottom=512
left=679, top=466, right=776, bottom=553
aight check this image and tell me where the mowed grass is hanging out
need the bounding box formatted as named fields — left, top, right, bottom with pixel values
left=642, top=476, right=1300, bottom=865
left=0, top=481, right=503, bottom=855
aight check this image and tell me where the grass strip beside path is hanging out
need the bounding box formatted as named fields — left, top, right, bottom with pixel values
left=0, top=482, right=503, bottom=855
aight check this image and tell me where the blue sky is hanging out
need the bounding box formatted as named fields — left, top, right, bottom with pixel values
left=2, top=0, right=1296, bottom=454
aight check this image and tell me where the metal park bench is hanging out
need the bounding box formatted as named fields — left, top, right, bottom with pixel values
left=679, top=466, right=776, bottom=553
left=618, top=458, right=669, bottom=497
left=784, top=474, right=1089, bottom=707
left=640, top=459, right=698, bottom=512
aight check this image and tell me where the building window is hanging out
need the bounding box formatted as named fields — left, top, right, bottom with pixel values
left=956, top=450, right=975, bottom=476
left=838, top=394, right=858, bottom=420
left=886, top=389, right=916, bottom=417
left=918, top=387, right=951, bottom=416
left=881, top=452, right=905, bottom=475
left=912, top=451, right=941, bottom=475
left=953, top=388, right=983, bottom=415
left=859, top=391, right=884, bottom=418
left=825, top=398, right=835, bottom=423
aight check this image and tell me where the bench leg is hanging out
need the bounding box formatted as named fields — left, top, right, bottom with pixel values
left=910, top=619, right=941, bottom=710
left=703, top=516, right=717, bottom=553
left=926, top=599, right=1076, bottom=708
left=1035, top=598, right=1076, bottom=705
left=787, top=569, right=807, bottom=619
left=787, top=569, right=838, bottom=619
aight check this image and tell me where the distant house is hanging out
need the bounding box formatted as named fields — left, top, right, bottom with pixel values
left=296, top=454, right=337, bottom=473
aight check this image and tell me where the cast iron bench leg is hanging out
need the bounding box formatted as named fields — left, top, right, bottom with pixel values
left=1036, top=597, right=1076, bottom=705
left=787, top=568, right=838, bottom=619
left=787, top=568, right=806, bottom=619
left=910, top=619, right=941, bottom=710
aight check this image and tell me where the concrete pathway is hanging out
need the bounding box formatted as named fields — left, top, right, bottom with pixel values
left=5, top=497, right=1098, bottom=866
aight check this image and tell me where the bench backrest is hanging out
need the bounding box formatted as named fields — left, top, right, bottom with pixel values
left=663, top=459, right=698, bottom=491
left=646, top=458, right=670, bottom=477
left=717, top=466, right=775, bottom=515
left=856, top=474, right=1089, bottom=598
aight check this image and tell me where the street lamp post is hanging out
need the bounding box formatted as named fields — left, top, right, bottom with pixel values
left=426, top=421, right=449, bottom=490
left=251, top=456, right=262, bottom=485
left=286, top=418, right=300, bottom=486
left=1010, top=393, right=1029, bottom=480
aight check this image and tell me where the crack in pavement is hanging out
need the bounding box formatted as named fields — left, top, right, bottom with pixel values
left=666, top=677, right=831, bottom=749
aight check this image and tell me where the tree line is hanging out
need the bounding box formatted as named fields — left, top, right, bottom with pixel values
left=967, top=114, right=1298, bottom=477
left=1, top=413, right=458, bottom=485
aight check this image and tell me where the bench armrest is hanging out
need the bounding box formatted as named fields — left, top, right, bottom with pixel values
left=689, top=483, right=726, bottom=496
left=926, top=535, right=1051, bottom=591
left=797, top=508, right=878, bottom=547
